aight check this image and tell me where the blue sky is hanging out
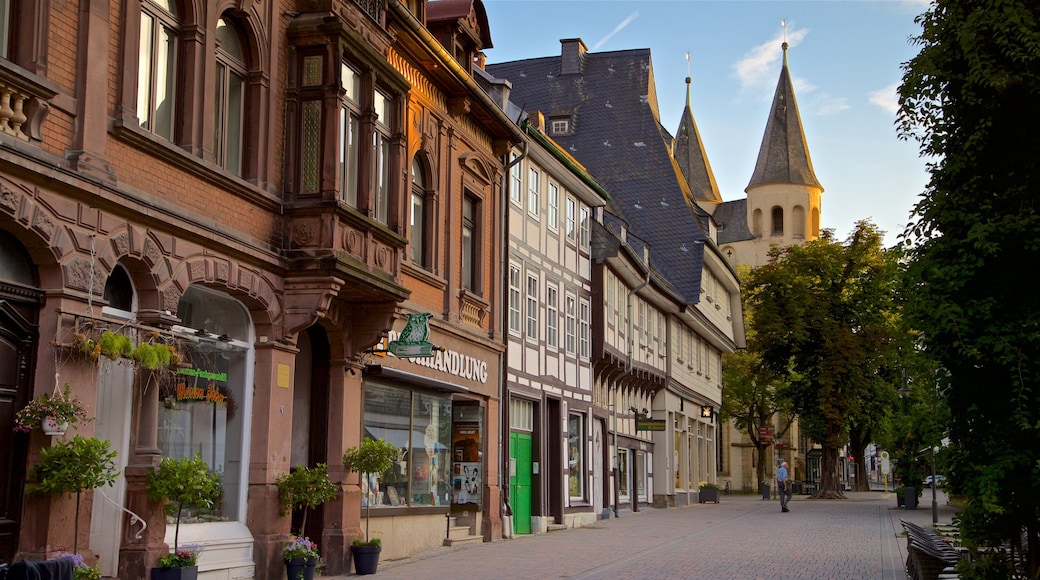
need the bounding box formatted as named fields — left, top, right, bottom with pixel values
left=483, top=0, right=932, bottom=246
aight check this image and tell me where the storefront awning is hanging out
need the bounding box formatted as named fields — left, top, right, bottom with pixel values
left=364, top=364, right=470, bottom=394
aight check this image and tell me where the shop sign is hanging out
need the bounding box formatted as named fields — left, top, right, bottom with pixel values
left=636, top=419, right=666, bottom=431
left=175, top=368, right=229, bottom=405
left=387, top=313, right=436, bottom=358
left=378, top=328, right=490, bottom=384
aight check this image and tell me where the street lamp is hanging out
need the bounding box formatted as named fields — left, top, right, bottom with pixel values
left=898, top=382, right=939, bottom=525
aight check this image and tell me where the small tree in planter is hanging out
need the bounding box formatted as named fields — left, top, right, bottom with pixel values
left=276, top=463, right=339, bottom=537
left=29, top=435, right=119, bottom=554
left=147, top=454, right=222, bottom=577
left=343, top=438, right=398, bottom=575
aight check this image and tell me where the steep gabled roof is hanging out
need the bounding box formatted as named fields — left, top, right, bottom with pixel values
left=487, top=42, right=711, bottom=304
left=426, top=0, right=493, bottom=49
left=746, top=43, right=823, bottom=192
left=674, top=77, right=722, bottom=204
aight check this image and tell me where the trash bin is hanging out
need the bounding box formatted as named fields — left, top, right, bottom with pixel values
left=904, top=486, right=917, bottom=510
left=761, top=482, right=771, bottom=500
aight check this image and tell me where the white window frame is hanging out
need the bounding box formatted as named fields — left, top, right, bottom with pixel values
left=547, top=284, right=559, bottom=349
left=508, top=265, right=521, bottom=333
left=579, top=207, right=590, bottom=250
left=547, top=183, right=559, bottom=230
left=526, top=274, right=539, bottom=339
left=528, top=168, right=540, bottom=217
left=579, top=298, right=591, bottom=359
left=565, top=294, right=577, bottom=355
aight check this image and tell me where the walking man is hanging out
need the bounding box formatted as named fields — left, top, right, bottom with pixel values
left=778, top=461, right=792, bottom=512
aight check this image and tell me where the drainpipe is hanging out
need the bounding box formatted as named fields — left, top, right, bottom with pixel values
left=499, top=139, right=527, bottom=535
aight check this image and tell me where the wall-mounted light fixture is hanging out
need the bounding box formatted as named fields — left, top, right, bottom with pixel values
left=701, top=405, right=714, bottom=419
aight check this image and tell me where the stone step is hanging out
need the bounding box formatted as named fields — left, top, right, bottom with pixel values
left=442, top=533, right=484, bottom=547
left=546, top=523, right=568, bottom=533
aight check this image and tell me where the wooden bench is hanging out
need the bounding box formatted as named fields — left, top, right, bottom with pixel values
left=902, top=520, right=962, bottom=580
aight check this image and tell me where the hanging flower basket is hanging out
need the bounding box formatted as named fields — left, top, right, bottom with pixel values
left=41, top=416, right=70, bottom=436
left=14, top=383, right=90, bottom=434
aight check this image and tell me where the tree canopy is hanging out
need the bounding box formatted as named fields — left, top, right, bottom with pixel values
left=898, top=0, right=1040, bottom=575
left=743, top=221, right=903, bottom=497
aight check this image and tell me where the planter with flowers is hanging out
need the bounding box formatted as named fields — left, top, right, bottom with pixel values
left=276, top=463, right=337, bottom=579
left=282, top=535, right=320, bottom=580
left=698, top=481, right=721, bottom=504
left=14, top=383, right=91, bottom=436
left=147, top=455, right=222, bottom=580
left=49, top=551, right=102, bottom=580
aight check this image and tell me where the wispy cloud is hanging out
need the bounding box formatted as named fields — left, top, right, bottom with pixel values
left=868, top=83, right=901, bottom=115
left=592, top=11, right=639, bottom=50
left=812, top=95, right=850, bottom=116
left=732, top=26, right=809, bottom=93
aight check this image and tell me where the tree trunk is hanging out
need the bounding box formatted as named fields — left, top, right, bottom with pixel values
left=816, top=444, right=846, bottom=498
left=849, top=432, right=871, bottom=492
left=755, top=444, right=769, bottom=493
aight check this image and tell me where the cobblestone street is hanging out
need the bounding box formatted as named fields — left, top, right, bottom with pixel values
left=327, top=490, right=956, bottom=579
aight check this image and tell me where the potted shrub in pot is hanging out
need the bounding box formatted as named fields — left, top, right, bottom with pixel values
left=343, top=437, right=399, bottom=575
left=698, top=481, right=721, bottom=504
left=146, top=454, right=222, bottom=580
left=276, top=463, right=338, bottom=580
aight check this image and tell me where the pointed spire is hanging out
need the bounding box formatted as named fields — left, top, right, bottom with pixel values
left=674, top=56, right=722, bottom=204
left=746, top=40, right=822, bottom=192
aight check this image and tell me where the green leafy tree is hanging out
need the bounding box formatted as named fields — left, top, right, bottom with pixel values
left=744, top=221, right=902, bottom=498
left=898, top=1, right=1040, bottom=575
left=276, top=463, right=339, bottom=537
left=147, top=454, right=222, bottom=554
left=29, top=436, right=119, bottom=553
left=720, top=335, right=793, bottom=493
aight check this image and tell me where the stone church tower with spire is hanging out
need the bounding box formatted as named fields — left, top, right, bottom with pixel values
left=700, top=43, right=823, bottom=492
left=712, top=42, right=824, bottom=269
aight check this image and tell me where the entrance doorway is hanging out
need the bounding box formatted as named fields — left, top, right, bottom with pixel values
left=509, top=432, right=532, bottom=534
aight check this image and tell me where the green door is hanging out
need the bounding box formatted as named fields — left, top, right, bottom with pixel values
left=509, top=432, right=533, bottom=534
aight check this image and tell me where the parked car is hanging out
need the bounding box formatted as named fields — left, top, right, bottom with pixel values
left=923, top=474, right=946, bottom=488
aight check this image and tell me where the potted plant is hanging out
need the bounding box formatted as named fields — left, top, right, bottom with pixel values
left=276, top=463, right=337, bottom=579
left=146, top=454, right=222, bottom=580
left=29, top=436, right=119, bottom=554
left=343, top=437, right=398, bottom=575
left=49, top=551, right=102, bottom=580
left=698, top=481, right=721, bottom=504
left=282, top=535, right=320, bottom=580
left=14, top=383, right=91, bottom=435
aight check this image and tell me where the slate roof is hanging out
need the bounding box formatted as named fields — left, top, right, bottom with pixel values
left=674, top=78, right=722, bottom=204
left=714, top=198, right=753, bottom=245
left=746, top=44, right=822, bottom=192
left=487, top=45, right=712, bottom=303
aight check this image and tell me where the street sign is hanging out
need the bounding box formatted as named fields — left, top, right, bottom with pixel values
left=758, top=426, right=774, bottom=443
left=881, top=451, right=890, bottom=475
left=636, top=419, right=667, bottom=431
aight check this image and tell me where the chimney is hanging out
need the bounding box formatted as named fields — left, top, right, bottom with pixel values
left=475, top=51, right=487, bottom=70
left=528, top=111, right=545, bottom=132
left=560, top=38, right=587, bottom=75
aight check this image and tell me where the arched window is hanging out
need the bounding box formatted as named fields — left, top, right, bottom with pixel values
left=410, top=156, right=429, bottom=268
left=792, top=205, right=806, bottom=239
left=214, top=17, right=246, bottom=176
left=752, top=208, right=763, bottom=237
left=162, top=285, right=253, bottom=521
left=138, top=0, right=179, bottom=140
left=102, top=264, right=135, bottom=314
left=811, top=206, right=821, bottom=238
left=771, top=206, right=784, bottom=236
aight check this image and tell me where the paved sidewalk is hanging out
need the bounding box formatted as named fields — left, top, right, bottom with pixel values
left=324, top=489, right=959, bottom=579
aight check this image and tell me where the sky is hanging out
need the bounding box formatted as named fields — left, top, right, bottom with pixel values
left=482, top=0, right=933, bottom=246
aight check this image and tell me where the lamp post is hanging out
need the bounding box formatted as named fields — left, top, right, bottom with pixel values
left=898, top=381, right=939, bottom=525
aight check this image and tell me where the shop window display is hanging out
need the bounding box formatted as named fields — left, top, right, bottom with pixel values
left=362, top=383, right=451, bottom=507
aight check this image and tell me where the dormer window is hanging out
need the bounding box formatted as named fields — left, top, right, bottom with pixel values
left=550, top=118, right=570, bottom=135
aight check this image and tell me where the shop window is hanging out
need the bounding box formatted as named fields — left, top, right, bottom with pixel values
left=138, top=0, right=179, bottom=140
left=451, top=403, right=483, bottom=506
left=214, top=17, right=246, bottom=176
left=159, top=285, right=253, bottom=522
left=568, top=413, right=584, bottom=500
left=362, top=382, right=451, bottom=507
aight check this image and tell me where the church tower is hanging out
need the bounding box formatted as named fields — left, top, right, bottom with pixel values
left=717, top=41, right=823, bottom=268
left=674, top=73, right=723, bottom=206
